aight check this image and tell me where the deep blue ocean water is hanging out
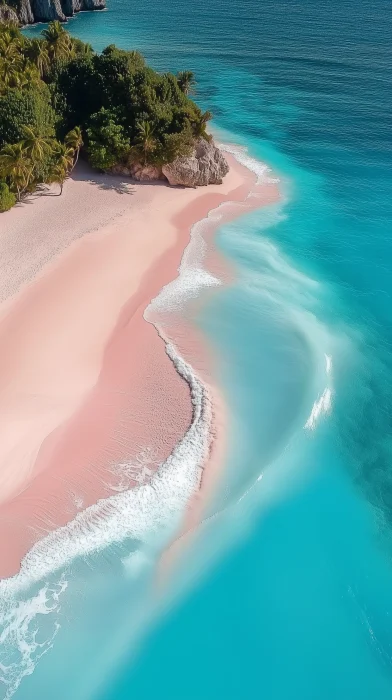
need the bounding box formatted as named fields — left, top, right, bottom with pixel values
left=17, top=1, right=392, bottom=699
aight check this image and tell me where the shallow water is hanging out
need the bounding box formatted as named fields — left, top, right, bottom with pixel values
left=15, top=1, right=392, bottom=698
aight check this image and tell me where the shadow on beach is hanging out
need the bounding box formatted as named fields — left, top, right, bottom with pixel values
left=71, top=161, right=136, bottom=195
left=71, top=159, right=174, bottom=192
left=16, top=160, right=181, bottom=207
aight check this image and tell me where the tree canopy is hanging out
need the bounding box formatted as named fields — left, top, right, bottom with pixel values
left=0, top=19, right=212, bottom=210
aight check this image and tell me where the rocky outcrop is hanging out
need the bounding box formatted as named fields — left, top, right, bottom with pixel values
left=79, top=0, right=105, bottom=10
left=31, top=0, right=66, bottom=22
left=61, top=0, right=106, bottom=15
left=0, top=0, right=106, bottom=25
left=107, top=140, right=230, bottom=187
left=108, top=161, right=165, bottom=182
left=18, top=0, right=35, bottom=24
left=58, top=0, right=76, bottom=15
left=0, top=4, right=20, bottom=23
left=129, top=162, right=164, bottom=182
left=162, top=138, right=229, bottom=187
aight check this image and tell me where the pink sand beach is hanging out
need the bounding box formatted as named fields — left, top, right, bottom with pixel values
left=0, top=154, right=279, bottom=579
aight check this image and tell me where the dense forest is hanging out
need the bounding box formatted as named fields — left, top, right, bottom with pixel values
left=0, top=19, right=212, bottom=212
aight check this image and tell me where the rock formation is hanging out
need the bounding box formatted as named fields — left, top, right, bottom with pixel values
left=0, top=0, right=106, bottom=25
left=0, top=4, right=20, bottom=22
left=31, top=0, right=66, bottom=22
left=108, top=139, right=229, bottom=187
left=129, top=163, right=165, bottom=182
left=162, top=138, right=229, bottom=187
left=18, top=0, right=35, bottom=23
left=107, top=162, right=165, bottom=182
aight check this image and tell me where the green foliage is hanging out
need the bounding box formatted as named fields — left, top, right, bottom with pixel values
left=53, top=55, right=101, bottom=131
left=0, top=86, right=55, bottom=147
left=177, top=70, right=196, bottom=96
left=160, top=129, right=194, bottom=164
left=53, top=39, right=210, bottom=160
left=0, top=140, right=31, bottom=199
left=0, top=20, right=213, bottom=211
left=41, top=21, right=74, bottom=62
left=0, top=180, right=16, bottom=211
left=86, top=109, right=130, bottom=171
left=24, top=39, right=50, bottom=79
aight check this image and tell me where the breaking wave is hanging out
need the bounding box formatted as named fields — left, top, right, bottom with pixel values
left=219, top=142, right=279, bottom=184
left=0, top=576, right=67, bottom=700
left=0, top=142, right=332, bottom=699
left=0, top=344, right=211, bottom=598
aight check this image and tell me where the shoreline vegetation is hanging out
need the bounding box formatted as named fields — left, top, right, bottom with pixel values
left=0, top=18, right=229, bottom=213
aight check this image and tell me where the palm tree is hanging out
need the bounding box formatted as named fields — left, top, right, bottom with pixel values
left=49, top=163, right=67, bottom=195
left=0, top=31, right=23, bottom=89
left=177, top=70, right=196, bottom=96
left=42, top=21, right=73, bottom=62
left=65, top=127, right=83, bottom=170
left=0, top=21, right=21, bottom=43
left=17, top=64, right=42, bottom=90
left=0, top=142, right=32, bottom=201
left=48, top=142, right=74, bottom=194
left=192, top=109, right=213, bottom=139
left=25, top=38, right=50, bottom=78
left=21, top=126, right=54, bottom=182
left=0, top=32, right=22, bottom=64
left=0, top=58, right=22, bottom=89
left=134, top=120, right=156, bottom=165
left=53, top=142, right=74, bottom=171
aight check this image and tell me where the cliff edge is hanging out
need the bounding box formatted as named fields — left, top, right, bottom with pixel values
left=0, top=0, right=106, bottom=25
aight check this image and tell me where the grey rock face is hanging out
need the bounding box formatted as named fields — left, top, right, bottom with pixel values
left=0, top=0, right=106, bottom=25
left=106, top=140, right=229, bottom=187
left=31, top=0, right=66, bottom=22
left=162, top=139, right=229, bottom=187
left=107, top=162, right=164, bottom=182
left=0, top=5, right=20, bottom=23
left=62, top=0, right=106, bottom=14
left=15, top=0, right=35, bottom=24
left=61, top=0, right=78, bottom=15
left=80, top=0, right=106, bottom=10
left=129, top=162, right=164, bottom=182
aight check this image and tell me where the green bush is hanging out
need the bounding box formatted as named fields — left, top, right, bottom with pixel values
left=0, top=86, right=56, bottom=148
left=86, top=109, right=130, bottom=170
left=0, top=20, right=213, bottom=188
left=0, top=181, right=16, bottom=212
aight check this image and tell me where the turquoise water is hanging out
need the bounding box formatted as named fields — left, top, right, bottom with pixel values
left=16, top=1, right=392, bottom=699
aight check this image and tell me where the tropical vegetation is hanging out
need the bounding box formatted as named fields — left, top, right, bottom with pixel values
left=0, top=19, right=211, bottom=212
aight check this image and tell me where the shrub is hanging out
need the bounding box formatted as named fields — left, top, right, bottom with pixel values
left=0, top=181, right=16, bottom=212
left=86, top=109, right=130, bottom=170
left=0, top=85, right=56, bottom=148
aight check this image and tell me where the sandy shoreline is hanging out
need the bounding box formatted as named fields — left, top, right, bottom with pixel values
left=0, top=153, right=279, bottom=579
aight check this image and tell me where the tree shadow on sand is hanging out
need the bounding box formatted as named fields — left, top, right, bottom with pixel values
left=71, top=160, right=137, bottom=195
left=14, top=160, right=174, bottom=207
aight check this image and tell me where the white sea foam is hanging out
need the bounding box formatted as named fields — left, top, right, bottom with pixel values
left=0, top=141, right=290, bottom=698
left=0, top=576, right=67, bottom=700
left=0, top=143, right=324, bottom=601
left=0, top=344, right=211, bottom=598
left=149, top=209, right=224, bottom=314
left=0, top=185, right=219, bottom=699
left=305, top=354, right=333, bottom=430
left=219, top=142, right=279, bottom=184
